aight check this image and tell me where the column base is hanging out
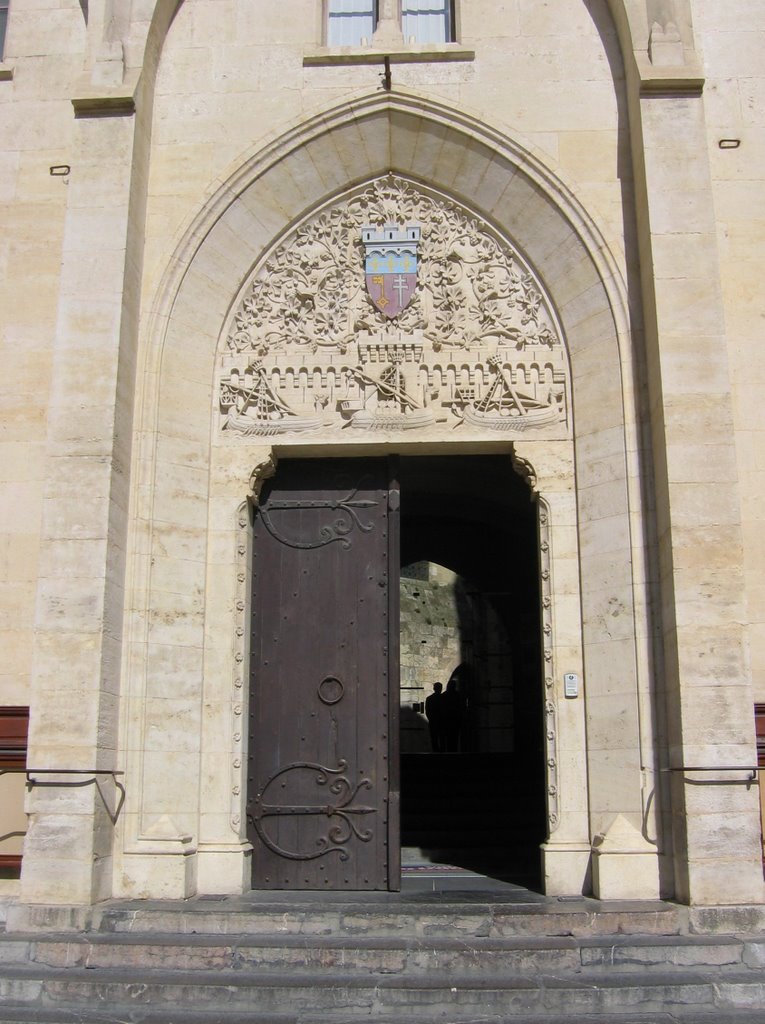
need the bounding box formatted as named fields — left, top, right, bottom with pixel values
left=197, top=844, right=252, bottom=894
left=591, top=814, right=660, bottom=901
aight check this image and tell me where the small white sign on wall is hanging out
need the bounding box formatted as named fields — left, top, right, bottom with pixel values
left=564, top=672, right=580, bottom=699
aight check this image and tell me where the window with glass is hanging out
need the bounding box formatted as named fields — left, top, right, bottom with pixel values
left=326, top=0, right=454, bottom=47
left=401, top=1, right=453, bottom=44
left=326, top=1, right=378, bottom=47
left=0, top=0, right=9, bottom=60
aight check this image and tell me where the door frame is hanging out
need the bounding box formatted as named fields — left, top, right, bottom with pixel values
left=197, top=442, right=593, bottom=899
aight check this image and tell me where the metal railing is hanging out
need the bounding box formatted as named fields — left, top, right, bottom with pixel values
left=0, top=767, right=125, bottom=823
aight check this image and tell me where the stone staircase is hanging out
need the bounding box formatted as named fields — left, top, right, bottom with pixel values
left=1, top=893, right=765, bottom=1022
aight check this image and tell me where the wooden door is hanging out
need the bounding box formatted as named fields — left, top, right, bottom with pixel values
left=247, top=458, right=400, bottom=890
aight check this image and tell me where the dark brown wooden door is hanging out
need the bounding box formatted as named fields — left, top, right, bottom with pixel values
left=247, top=458, right=400, bottom=890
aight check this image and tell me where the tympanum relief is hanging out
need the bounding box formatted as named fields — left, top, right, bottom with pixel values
left=218, top=177, right=570, bottom=440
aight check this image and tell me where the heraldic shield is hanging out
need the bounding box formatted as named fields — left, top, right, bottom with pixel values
left=362, top=223, right=420, bottom=318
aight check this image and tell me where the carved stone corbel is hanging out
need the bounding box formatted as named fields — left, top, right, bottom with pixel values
left=510, top=444, right=539, bottom=496
left=248, top=451, right=277, bottom=504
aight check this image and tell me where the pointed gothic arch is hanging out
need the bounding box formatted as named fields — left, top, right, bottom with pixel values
left=118, top=92, right=661, bottom=899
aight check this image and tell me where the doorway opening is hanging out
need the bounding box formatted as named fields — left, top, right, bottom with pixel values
left=398, top=455, right=545, bottom=888
left=246, top=453, right=545, bottom=891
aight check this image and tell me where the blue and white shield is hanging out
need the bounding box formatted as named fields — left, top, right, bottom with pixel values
left=361, top=223, right=420, bottom=318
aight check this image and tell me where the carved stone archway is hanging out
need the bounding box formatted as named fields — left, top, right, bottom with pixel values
left=117, top=94, right=659, bottom=900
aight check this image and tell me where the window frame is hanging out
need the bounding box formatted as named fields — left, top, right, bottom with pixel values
left=0, top=706, right=29, bottom=877
left=401, top=1, right=455, bottom=46
left=0, top=0, right=9, bottom=62
left=325, top=1, right=379, bottom=48
left=322, top=0, right=458, bottom=49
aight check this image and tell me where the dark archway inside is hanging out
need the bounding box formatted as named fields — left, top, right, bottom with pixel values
left=398, top=455, right=546, bottom=888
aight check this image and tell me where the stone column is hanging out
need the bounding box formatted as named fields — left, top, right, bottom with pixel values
left=21, top=85, right=140, bottom=903
left=627, top=38, right=764, bottom=903
left=514, top=444, right=593, bottom=896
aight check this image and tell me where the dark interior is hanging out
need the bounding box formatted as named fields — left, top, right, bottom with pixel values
left=399, top=454, right=546, bottom=887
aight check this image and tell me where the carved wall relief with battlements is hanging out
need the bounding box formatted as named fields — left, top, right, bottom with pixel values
left=218, top=177, right=571, bottom=441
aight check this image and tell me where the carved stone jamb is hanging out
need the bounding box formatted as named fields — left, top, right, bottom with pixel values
left=229, top=452, right=278, bottom=836
left=509, top=447, right=558, bottom=836
left=537, top=496, right=559, bottom=835
left=230, top=501, right=249, bottom=837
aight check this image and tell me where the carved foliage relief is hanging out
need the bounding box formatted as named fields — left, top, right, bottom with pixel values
left=218, top=177, right=570, bottom=439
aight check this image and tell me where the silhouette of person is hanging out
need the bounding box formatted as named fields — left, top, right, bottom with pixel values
left=424, top=682, right=446, bottom=753
left=442, top=675, right=466, bottom=753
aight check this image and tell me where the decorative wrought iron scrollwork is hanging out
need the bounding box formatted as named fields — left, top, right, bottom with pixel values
left=258, top=479, right=378, bottom=550
left=249, top=760, right=375, bottom=862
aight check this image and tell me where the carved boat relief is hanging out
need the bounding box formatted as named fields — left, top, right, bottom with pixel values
left=218, top=177, right=570, bottom=440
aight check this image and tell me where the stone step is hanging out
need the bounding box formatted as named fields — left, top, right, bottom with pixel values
left=59, top=896, right=685, bottom=940
left=0, top=931, right=762, bottom=976
left=3, top=898, right=765, bottom=1020
left=0, top=962, right=764, bottom=1019
left=0, top=1010, right=761, bottom=1024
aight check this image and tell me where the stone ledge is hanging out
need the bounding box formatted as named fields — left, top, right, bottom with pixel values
left=304, top=44, right=475, bottom=67
left=638, top=61, right=705, bottom=97
left=71, top=93, right=136, bottom=118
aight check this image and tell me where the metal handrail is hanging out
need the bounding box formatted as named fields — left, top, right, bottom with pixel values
left=25, top=769, right=124, bottom=777
left=663, top=765, right=761, bottom=771
left=661, top=765, right=761, bottom=782
left=0, top=767, right=124, bottom=779
left=0, top=768, right=126, bottom=824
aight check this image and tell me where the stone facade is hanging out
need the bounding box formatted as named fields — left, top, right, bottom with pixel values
left=0, top=0, right=763, bottom=908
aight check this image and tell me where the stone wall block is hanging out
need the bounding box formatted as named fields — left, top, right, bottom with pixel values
left=540, top=234, right=601, bottom=309
left=142, top=697, right=201, bottom=755
left=407, top=119, right=450, bottom=184
left=147, top=600, right=205, bottom=649
left=143, top=643, right=204, bottom=701
left=387, top=108, right=424, bottom=176
left=430, top=132, right=474, bottom=192
left=672, top=628, right=749, bottom=694
left=150, top=522, right=207, bottom=563
left=303, top=130, right=362, bottom=195
left=155, top=379, right=212, bottom=442
left=654, top=279, right=725, bottom=337
left=577, top=476, right=631, bottom=524
left=468, top=155, right=520, bottom=220
left=672, top=569, right=748, bottom=629
left=164, top=265, right=230, bottom=337
left=677, top=688, right=756, bottom=747
left=587, top=748, right=644, bottom=819
left=139, top=750, right=201, bottom=824
left=581, top=584, right=638, bottom=645
left=585, top=691, right=642, bottom=750
left=664, top=480, right=741, bottom=530
left=660, top=391, right=735, bottom=446
left=276, top=146, right=335, bottom=213
left=318, top=118, right=376, bottom=184
left=151, top=464, right=210, bottom=531
left=21, top=855, right=96, bottom=906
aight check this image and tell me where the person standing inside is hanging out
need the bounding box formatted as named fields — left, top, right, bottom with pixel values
left=425, top=682, right=445, bottom=752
